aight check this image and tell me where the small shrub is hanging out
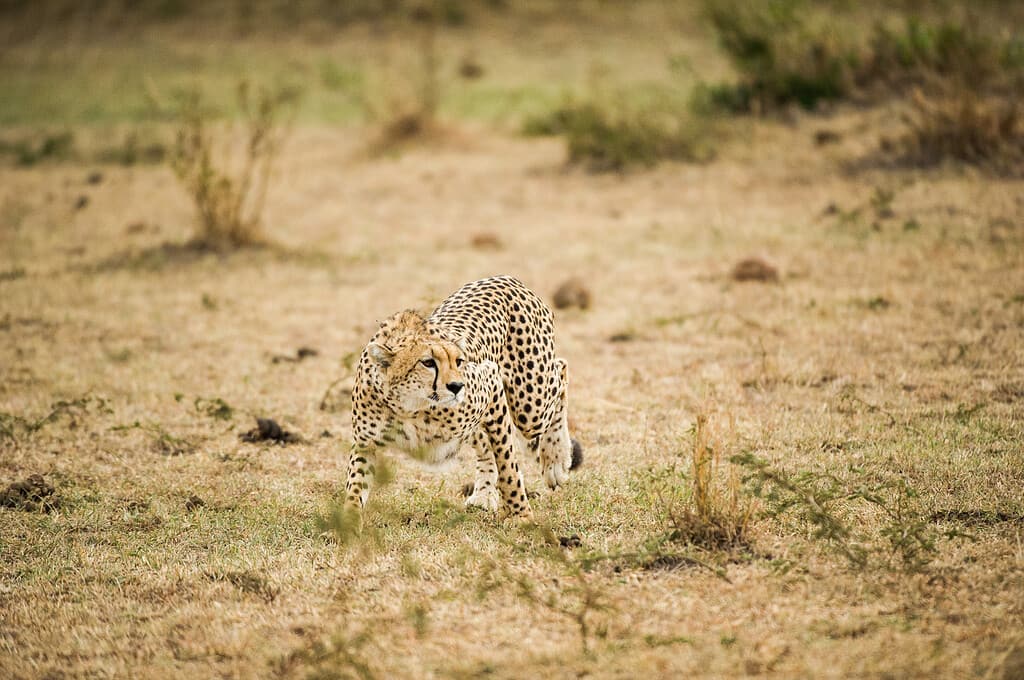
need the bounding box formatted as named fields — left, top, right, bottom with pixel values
left=169, top=81, right=297, bottom=250
left=629, top=411, right=753, bottom=558
left=702, top=6, right=1024, bottom=114
left=668, top=412, right=753, bottom=550
left=525, top=101, right=715, bottom=172
left=366, top=6, right=446, bottom=151
left=861, top=17, right=1016, bottom=93
left=701, top=0, right=856, bottom=113
left=468, top=525, right=614, bottom=655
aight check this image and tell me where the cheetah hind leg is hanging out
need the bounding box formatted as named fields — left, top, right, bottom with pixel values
left=537, top=358, right=581, bottom=489
left=463, top=430, right=501, bottom=512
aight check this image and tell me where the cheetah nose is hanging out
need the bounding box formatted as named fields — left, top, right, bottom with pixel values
left=447, top=381, right=464, bottom=395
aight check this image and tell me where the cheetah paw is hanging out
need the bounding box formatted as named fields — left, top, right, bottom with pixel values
left=498, top=508, right=535, bottom=524
left=543, top=461, right=571, bottom=490
left=464, top=486, right=501, bottom=512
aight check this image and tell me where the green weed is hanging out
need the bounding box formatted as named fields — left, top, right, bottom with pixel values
left=0, top=394, right=111, bottom=442
left=732, top=452, right=968, bottom=572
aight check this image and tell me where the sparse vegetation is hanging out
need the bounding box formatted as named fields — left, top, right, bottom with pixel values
left=2, top=2, right=1023, bottom=678
left=169, top=81, right=297, bottom=249
left=698, top=0, right=856, bottom=113
left=0, top=130, right=76, bottom=166
left=365, top=4, right=449, bottom=152
left=733, top=452, right=969, bottom=573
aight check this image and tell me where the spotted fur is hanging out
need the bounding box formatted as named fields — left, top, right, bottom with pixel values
left=344, top=276, right=578, bottom=521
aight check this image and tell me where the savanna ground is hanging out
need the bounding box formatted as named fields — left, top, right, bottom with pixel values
left=2, top=2, right=1024, bottom=678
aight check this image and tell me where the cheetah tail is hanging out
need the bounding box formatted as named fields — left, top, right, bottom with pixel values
left=570, top=439, right=584, bottom=470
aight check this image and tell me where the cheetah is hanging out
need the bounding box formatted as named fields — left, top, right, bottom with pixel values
left=344, top=276, right=581, bottom=522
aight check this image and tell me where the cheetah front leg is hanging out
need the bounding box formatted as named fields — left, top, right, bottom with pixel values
left=465, top=430, right=501, bottom=512
left=537, top=358, right=574, bottom=489
left=482, top=383, right=533, bottom=521
left=344, top=441, right=378, bottom=511
left=343, top=410, right=391, bottom=524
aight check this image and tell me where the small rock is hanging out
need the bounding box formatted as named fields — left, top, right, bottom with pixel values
left=470, top=232, right=502, bottom=250
left=86, top=171, right=104, bottom=185
left=731, top=257, right=779, bottom=283
left=74, top=195, right=89, bottom=211
left=458, top=55, right=484, bottom=79
left=185, top=494, right=205, bottom=511
left=552, top=278, right=592, bottom=310
left=814, top=129, right=841, bottom=146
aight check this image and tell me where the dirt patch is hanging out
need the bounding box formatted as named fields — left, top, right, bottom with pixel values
left=0, top=474, right=58, bottom=512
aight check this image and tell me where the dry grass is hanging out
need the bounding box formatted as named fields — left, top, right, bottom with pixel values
left=2, top=6, right=1024, bottom=679
left=894, top=87, right=1024, bottom=175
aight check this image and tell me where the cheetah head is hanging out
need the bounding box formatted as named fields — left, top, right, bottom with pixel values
left=367, top=310, right=468, bottom=414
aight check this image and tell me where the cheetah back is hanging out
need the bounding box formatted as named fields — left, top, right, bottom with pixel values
left=428, top=276, right=561, bottom=440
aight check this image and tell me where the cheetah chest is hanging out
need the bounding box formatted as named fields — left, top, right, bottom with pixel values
left=394, top=402, right=482, bottom=465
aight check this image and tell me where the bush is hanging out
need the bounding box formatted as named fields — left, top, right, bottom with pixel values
left=701, top=0, right=856, bottom=113
left=702, top=3, right=1024, bottom=114
left=169, top=82, right=297, bottom=249
left=861, top=16, right=1020, bottom=93
left=524, top=101, right=716, bottom=172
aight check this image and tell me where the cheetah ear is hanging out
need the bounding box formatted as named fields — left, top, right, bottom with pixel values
left=367, top=343, right=394, bottom=369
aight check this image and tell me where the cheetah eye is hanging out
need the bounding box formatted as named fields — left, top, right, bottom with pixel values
left=421, top=358, right=436, bottom=369
left=455, top=358, right=464, bottom=367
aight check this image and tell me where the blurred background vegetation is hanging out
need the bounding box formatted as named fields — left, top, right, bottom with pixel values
left=1, top=0, right=1022, bottom=223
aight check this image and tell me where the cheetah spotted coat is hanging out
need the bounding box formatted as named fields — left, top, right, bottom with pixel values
left=344, top=276, right=577, bottom=520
